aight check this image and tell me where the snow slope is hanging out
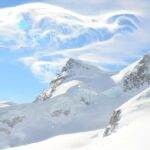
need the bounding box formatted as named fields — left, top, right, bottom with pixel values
left=99, top=87, right=150, bottom=150
left=6, top=130, right=103, bottom=150
left=6, top=87, right=150, bottom=150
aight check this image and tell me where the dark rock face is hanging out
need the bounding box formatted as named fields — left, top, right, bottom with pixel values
left=123, top=54, right=150, bottom=91
left=103, top=109, right=121, bottom=137
left=34, top=61, right=68, bottom=102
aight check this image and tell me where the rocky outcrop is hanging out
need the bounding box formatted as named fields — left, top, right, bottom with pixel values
left=103, top=109, right=121, bottom=137
left=123, top=54, right=150, bottom=91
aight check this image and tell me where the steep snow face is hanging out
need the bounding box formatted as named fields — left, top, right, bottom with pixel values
left=35, top=58, right=115, bottom=102
left=104, top=87, right=150, bottom=137
left=0, top=3, right=139, bottom=51
left=6, top=88, right=150, bottom=150
left=112, top=53, right=150, bottom=91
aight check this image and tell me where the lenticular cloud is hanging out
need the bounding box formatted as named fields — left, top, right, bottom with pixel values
left=0, top=3, right=139, bottom=51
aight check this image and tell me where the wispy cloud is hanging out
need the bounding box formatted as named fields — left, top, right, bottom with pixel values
left=20, top=53, right=67, bottom=82
left=0, top=1, right=150, bottom=82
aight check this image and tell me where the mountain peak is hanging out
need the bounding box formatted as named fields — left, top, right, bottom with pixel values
left=141, top=53, right=150, bottom=63
left=66, top=58, right=79, bottom=64
left=61, top=58, right=82, bottom=73
left=113, top=53, right=150, bottom=91
left=60, top=58, right=98, bottom=77
left=35, top=58, right=98, bottom=102
left=35, top=58, right=115, bottom=102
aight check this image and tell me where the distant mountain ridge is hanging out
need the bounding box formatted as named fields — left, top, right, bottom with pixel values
left=113, top=53, right=150, bottom=91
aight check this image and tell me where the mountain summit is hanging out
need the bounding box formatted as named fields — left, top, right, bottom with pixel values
left=113, top=53, right=150, bottom=91
left=35, top=58, right=115, bottom=102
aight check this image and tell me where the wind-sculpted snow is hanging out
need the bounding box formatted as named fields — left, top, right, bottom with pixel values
left=0, top=3, right=139, bottom=51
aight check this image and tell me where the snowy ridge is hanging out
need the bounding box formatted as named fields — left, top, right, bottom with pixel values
left=35, top=58, right=115, bottom=102
left=112, top=53, right=150, bottom=91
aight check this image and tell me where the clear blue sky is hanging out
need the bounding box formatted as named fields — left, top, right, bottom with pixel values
left=0, top=48, right=47, bottom=103
left=0, top=0, right=28, bottom=7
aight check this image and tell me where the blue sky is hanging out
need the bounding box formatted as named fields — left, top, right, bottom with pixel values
left=0, top=0, right=149, bottom=103
left=0, top=47, right=47, bottom=103
left=0, top=0, right=31, bottom=8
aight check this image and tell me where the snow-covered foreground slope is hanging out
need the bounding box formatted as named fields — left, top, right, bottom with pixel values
left=100, top=87, right=150, bottom=150
left=7, top=87, right=150, bottom=150
left=6, top=130, right=103, bottom=150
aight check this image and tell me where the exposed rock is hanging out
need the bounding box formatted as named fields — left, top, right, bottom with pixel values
left=0, top=127, right=11, bottom=135
left=35, top=58, right=79, bottom=102
left=51, top=110, right=70, bottom=117
left=103, top=109, right=121, bottom=137
left=0, top=116, right=25, bottom=128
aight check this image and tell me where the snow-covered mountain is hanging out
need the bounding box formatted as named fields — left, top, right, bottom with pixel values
left=0, top=54, right=150, bottom=150
left=0, top=2, right=149, bottom=150
left=0, top=58, right=121, bottom=149
left=35, top=58, right=115, bottom=102
left=112, top=53, right=150, bottom=91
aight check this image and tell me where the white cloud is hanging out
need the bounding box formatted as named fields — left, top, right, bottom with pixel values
left=42, top=0, right=150, bottom=15
left=1, top=1, right=150, bottom=82
left=20, top=54, right=67, bottom=83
